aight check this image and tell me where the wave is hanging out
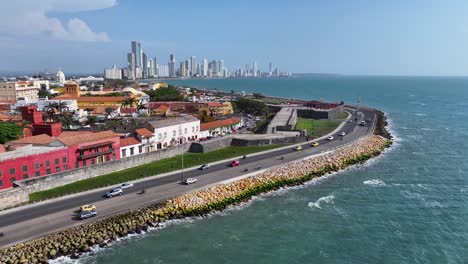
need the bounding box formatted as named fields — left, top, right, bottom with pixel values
left=363, top=179, right=386, bottom=186
left=420, top=128, right=432, bottom=131
left=308, top=195, right=335, bottom=209
left=415, top=113, right=427, bottom=116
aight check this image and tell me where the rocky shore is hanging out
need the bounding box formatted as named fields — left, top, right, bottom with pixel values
left=0, top=133, right=391, bottom=264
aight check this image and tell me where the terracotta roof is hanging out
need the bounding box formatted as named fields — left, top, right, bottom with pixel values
left=9, top=134, right=55, bottom=145
left=53, top=94, right=75, bottom=100
left=207, top=102, right=223, bottom=107
left=58, top=131, right=93, bottom=139
left=0, top=144, right=6, bottom=153
left=77, top=96, right=128, bottom=103
left=157, top=105, right=169, bottom=111
left=58, top=130, right=119, bottom=147
left=120, top=137, right=140, bottom=147
left=200, top=117, right=240, bottom=131
left=135, top=128, right=153, bottom=137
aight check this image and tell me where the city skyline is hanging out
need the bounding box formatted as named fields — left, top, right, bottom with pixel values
left=2, top=1, right=468, bottom=76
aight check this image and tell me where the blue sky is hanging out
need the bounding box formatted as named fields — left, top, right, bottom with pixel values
left=1, top=0, right=468, bottom=75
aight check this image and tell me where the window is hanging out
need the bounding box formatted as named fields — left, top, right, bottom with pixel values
left=112, top=153, right=116, bottom=159
left=55, top=158, right=59, bottom=164
left=63, top=157, right=67, bottom=163
left=179, top=129, right=182, bottom=135
left=56, top=167, right=60, bottom=173
left=23, top=174, right=28, bottom=180
left=35, top=171, right=40, bottom=177
left=91, top=159, right=95, bottom=165
left=22, top=165, right=28, bottom=172
left=106, top=155, right=110, bottom=162
left=10, top=178, right=16, bottom=183
left=158, top=133, right=162, bottom=140
left=0, top=180, right=2, bottom=186
left=34, top=163, right=40, bottom=169
left=184, top=128, right=187, bottom=134
left=173, top=130, right=176, bottom=136
left=75, top=162, right=79, bottom=169
left=139, top=146, right=143, bottom=153
left=130, top=148, right=134, bottom=155
left=46, top=169, right=51, bottom=174
left=164, top=132, right=167, bottom=138
left=46, top=160, right=50, bottom=167
left=83, top=160, right=87, bottom=167
left=98, top=156, right=103, bottom=163
left=95, top=147, right=99, bottom=153
left=9, top=168, right=15, bottom=175
left=64, top=165, right=68, bottom=170
left=121, top=149, right=127, bottom=157
left=192, top=126, right=195, bottom=132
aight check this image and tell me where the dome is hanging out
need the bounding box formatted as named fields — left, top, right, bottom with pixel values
left=56, top=68, right=66, bottom=83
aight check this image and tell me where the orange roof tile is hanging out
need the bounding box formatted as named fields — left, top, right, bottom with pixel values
left=58, top=130, right=119, bottom=147
left=200, top=117, right=240, bottom=131
left=135, top=128, right=153, bottom=137
left=10, top=134, right=55, bottom=145
left=120, top=137, right=140, bottom=147
left=77, top=96, right=128, bottom=103
left=58, top=131, right=93, bottom=139
left=157, top=105, right=169, bottom=111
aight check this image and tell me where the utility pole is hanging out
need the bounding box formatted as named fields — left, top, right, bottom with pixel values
left=181, top=147, right=185, bottom=182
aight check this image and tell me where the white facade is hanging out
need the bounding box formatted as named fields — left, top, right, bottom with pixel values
left=12, top=98, right=78, bottom=112
left=202, top=59, right=208, bottom=77
left=0, top=81, right=40, bottom=101
left=157, top=65, right=169, bottom=77
left=104, top=65, right=122, bottom=79
left=120, top=140, right=143, bottom=158
left=56, top=68, right=65, bottom=84
left=147, top=116, right=200, bottom=149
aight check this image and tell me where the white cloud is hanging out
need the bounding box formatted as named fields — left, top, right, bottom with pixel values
left=0, top=0, right=116, bottom=42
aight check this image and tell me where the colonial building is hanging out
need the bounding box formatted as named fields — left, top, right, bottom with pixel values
left=120, top=137, right=142, bottom=158
left=146, top=116, right=200, bottom=149
left=0, top=81, right=40, bottom=101
left=200, top=117, right=242, bottom=138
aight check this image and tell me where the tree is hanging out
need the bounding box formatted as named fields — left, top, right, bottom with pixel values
left=0, top=121, right=22, bottom=144
left=38, top=89, right=52, bottom=98
left=252, top=92, right=265, bottom=99
left=146, top=87, right=184, bottom=102
left=58, top=114, right=74, bottom=129
left=121, top=97, right=137, bottom=108
left=232, top=98, right=269, bottom=116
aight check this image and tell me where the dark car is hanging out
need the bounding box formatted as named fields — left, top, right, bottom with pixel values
left=80, top=210, right=97, bottom=220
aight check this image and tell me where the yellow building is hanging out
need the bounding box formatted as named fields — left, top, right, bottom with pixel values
left=0, top=81, right=40, bottom=101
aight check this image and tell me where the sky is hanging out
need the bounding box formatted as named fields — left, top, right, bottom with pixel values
left=1, top=0, right=468, bottom=75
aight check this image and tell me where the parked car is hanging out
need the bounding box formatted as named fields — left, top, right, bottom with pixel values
left=199, top=164, right=210, bottom=170
left=360, top=121, right=366, bottom=126
left=339, top=132, right=346, bottom=136
left=311, top=142, right=320, bottom=147
left=327, top=136, right=334, bottom=141
left=230, top=160, right=240, bottom=167
left=183, top=178, right=198, bottom=185
left=79, top=210, right=97, bottom=220
left=79, top=204, right=96, bottom=212
left=105, top=188, right=123, bottom=198
left=119, top=182, right=134, bottom=189
left=295, top=146, right=302, bottom=151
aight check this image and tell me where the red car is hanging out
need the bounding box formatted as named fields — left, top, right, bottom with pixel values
left=230, top=160, right=240, bottom=167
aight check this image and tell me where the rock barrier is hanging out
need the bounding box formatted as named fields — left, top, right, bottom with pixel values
left=0, top=134, right=391, bottom=264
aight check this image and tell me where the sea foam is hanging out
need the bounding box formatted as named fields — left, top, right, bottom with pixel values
left=363, top=179, right=386, bottom=186
left=308, top=195, right=335, bottom=209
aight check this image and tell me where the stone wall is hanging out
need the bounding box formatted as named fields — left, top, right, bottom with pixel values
left=189, top=136, right=234, bottom=153
left=297, top=105, right=344, bottom=120
left=231, top=135, right=303, bottom=147
left=0, top=144, right=190, bottom=210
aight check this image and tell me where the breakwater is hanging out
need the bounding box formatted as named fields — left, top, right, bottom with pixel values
left=0, top=134, right=391, bottom=264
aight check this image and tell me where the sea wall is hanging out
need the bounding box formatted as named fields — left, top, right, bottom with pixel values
left=0, top=134, right=391, bottom=264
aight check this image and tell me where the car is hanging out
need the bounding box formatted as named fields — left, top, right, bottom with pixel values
left=230, top=160, right=240, bottom=167
left=295, top=146, right=302, bottom=151
left=255, top=117, right=261, bottom=121
left=366, top=118, right=371, bottom=122
left=183, top=178, right=198, bottom=185
left=79, top=204, right=96, bottom=212
left=199, top=164, right=210, bottom=170
left=348, top=119, right=353, bottom=123
left=327, top=136, right=334, bottom=141
left=105, top=188, right=123, bottom=198
left=79, top=210, right=97, bottom=220
left=311, top=142, right=320, bottom=147
left=339, top=132, right=346, bottom=136
left=360, top=121, right=366, bottom=126
left=119, top=182, right=134, bottom=189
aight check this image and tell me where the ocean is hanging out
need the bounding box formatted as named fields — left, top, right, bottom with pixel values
left=57, top=76, right=468, bottom=263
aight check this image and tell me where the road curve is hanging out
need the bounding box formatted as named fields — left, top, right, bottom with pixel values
left=0, top=108, right=376, bottom=249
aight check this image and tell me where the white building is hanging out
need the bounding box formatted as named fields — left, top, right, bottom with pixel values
left=56, top=68, right=66, bottom=84
left=135, top=128, right=157, bottom=152
left=146, top=116, right=200, bottom=149
left=202, top=59, right=208, bottom=77
left=104, top=65, right=122, bottom=80
left=120, top=137, right=143, bottom=158
left=0, top=81, right=40, bottom=101
left=199, top=117, right=242, bottom=138
left=12, top=98, right=78, bottom=112
left=157, top=65, right=169, bottom=77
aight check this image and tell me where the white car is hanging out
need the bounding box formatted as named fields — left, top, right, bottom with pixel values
left=339, top=132, right=346, bottom=136
left=105, top=188, right=123, bottom=198
left=183, top=178, right=198, bottom=185
left=199, top=164, right=210, bottom=170
left=119, top=182, right=134, bottom=189
left=327, top=136, right=334, bottom=141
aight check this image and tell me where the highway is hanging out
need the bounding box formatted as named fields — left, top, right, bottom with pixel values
left=0, top=107, right=376, bottom=249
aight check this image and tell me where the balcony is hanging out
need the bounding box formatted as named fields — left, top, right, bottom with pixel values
left=80, top=148, right=114, bottom=160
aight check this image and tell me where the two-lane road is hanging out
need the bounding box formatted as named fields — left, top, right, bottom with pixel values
left=0, top=108, right=376, bottom=249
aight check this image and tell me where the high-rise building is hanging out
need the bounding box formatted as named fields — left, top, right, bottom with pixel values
left=202, top=59, right=208, bottom=77
left=157, top=65, right=169, bottom=77
left=104, top=65, right=122, bottom=79
left=245, top=64, right=250, bottom=77
left=180, top=62, right=187, bottom=78
left=190, top=56, right=196, bottom=77
left=148, top=59, right=155, bottom=77
left=253, top=62, right=258, bottom=77
left=169, top=54, right=176, bottom=77
left=269, top=62, right=273, bottom=75
left=131, top=41, right=142, bottom=68
left=142, top=52, right=148, bottom=78
left=212, top=60, right=218, bottom=76
left=218, top=60, right=224, bottom=76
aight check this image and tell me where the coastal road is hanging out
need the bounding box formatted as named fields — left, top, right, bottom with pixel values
left=0, top=108, right=376, bottom=249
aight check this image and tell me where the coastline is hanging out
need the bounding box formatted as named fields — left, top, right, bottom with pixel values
left=0, top=111, right=392, bottom=263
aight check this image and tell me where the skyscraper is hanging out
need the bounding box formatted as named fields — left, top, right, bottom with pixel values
left=212, top=60, right=218, bottom=76
left=202, top=59, right=208, bottom=77
left=190, top=56, right=196, bottom=77
left=127, top=53, right=135, bottom=79
left=142, top=52, right=148, bottom=78
left=131, top=41, right=142, bottom=68
left=169, top=54, right=176, bottom=77
left=253, top=62, right=258, bottom=77
left=218, top=60, right=224, bottom=76
left=269, top=62, right=273, bottom=74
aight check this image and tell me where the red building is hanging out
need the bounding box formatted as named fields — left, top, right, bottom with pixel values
left=0, top=131, right=120, bottom=190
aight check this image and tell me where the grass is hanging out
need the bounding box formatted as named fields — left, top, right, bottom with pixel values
left=295, top=118, right=341, bottom=138
left=29, top=144, right=289, bottom=203
left=336, top=112, right=349, bottom=119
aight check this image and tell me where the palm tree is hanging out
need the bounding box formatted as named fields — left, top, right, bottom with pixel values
left=59, top=113, right=74, bottom=129
left=43, top=103, right=59, bottom=122
left=58, top=101, right=69, bottom=113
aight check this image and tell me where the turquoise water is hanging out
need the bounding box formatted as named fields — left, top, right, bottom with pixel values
left=66, top=76, right=468, bottom=263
